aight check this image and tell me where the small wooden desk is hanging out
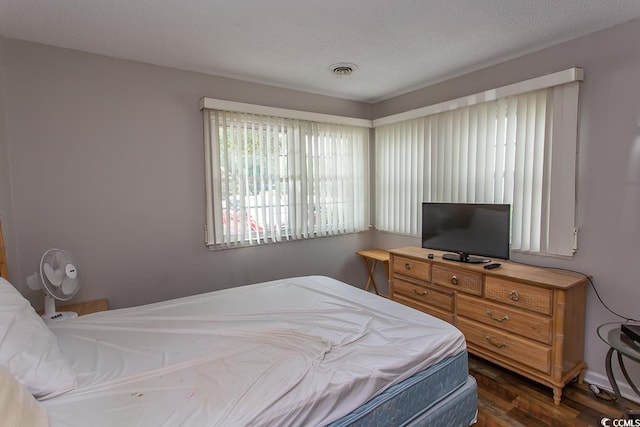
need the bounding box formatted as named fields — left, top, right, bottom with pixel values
left=38, top=298, right=109, bottom=317
left=355, top=249, right=390, bottom=296
left=60, top=298, right=109, bottom=316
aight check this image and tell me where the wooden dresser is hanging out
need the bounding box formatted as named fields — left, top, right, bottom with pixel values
left=389, top=246, right=588, bottom=405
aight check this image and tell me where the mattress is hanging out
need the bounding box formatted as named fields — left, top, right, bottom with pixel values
left=407, top=375, right=477, bottom=427
left=44, top=275, right=467, bottom=426
left=329, top=350, right=474, bottom=427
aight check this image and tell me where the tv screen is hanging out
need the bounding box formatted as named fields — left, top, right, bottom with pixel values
left=421, top=202, right=511, bottom=263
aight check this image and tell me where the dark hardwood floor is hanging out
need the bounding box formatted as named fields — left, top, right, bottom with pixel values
left=470, top=355, right=640, bottom=426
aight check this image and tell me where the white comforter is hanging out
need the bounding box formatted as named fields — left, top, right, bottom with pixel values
left=44, top=276, right=465, bottom=426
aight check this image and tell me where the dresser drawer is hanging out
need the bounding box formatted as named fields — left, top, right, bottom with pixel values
left=393, top=294, right=454, bottom=324
left=432, top=265, right=482, bottom=295
left=485, top=277, right=553, bottom=315
left=393, top=256, right=430, bottom=281
left=457, top=317, right=551, bottom=374
left=457, top=293, right=552, bottom=345
left=393, top=278, right=454, bottom=312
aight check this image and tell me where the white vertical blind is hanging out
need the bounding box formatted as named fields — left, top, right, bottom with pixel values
left=204, top=110, right=369, bottom=248
left=546, top=82, right=580, bottom=256
left=375, top=121, right=424, bottom=235
left=375, top=85, right=579, bottom=257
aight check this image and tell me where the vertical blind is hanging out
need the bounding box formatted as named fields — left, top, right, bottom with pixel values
left=203, top=110, right=369, bottom=248
left=376, top=85, right=578, bottom=256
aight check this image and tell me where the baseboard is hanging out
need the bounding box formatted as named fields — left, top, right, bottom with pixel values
left=584, top=369, right=640, bottom=404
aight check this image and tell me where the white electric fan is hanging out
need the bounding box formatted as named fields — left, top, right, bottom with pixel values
left=26, top=248, right=81, bottom=322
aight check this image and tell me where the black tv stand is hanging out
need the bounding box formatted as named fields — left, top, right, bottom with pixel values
left=442, top=252, right=490, bottom=264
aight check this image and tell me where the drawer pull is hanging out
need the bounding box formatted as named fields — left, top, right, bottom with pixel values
left=486, top=311, right=509, bottom=322
left=405, top=263, right=412, bottom=270
left=450, top=275, right=458, bottom=285
left=412, top=288, right=428, bottom=296
left=485, top=335, right=508, bottom=349
left=509, top=290, right=520, bottom=301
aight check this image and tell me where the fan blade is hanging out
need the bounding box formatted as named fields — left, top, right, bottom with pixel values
left=54, top=250, right=68, bottom=268
left=26, top=273, right=42, bottom=291
left=61, top=277, right=79, bottom=295
left=53, top=268, right=66, bottom=286
left=43, top=263, right=63, bottom=287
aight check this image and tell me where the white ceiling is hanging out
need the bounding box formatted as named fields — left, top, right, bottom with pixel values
left=1, top=1, right=640, bottom=103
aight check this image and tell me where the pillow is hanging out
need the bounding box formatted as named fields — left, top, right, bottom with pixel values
left=0, top=277, right=77, bottom=399
left=0, top=364, right=49, bottom=427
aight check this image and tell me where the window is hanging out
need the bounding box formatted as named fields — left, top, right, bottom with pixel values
left=374, top=69, right=582, bottom=257
left=202, top=103, right=370, bottom=248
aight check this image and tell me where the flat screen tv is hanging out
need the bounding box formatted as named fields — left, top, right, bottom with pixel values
left=421, top=202, right=511, bottom=263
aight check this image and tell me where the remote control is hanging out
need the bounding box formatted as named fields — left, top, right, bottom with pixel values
left=483, top=263, right=501, bottom=270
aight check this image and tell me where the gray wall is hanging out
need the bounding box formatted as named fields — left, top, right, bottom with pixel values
left=0, top=38, right=374, bottom=309
left=0, top=40, right=18, bottom=281
left=373, top=19, right=640, bottom=396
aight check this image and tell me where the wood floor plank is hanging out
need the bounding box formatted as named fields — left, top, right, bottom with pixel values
left=562, top=384, right=631, bottom=419
left=470, top=355, right=639, bottom=427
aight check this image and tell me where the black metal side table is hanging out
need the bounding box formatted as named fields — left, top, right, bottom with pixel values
left=597, top=322, right=640, bottom=418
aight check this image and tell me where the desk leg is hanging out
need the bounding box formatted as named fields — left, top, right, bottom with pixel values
left=618, top=352, right=640, bottom=397
left=607, top=347, right=632, bottom=418
left=360, top=256, right=380, bottom=295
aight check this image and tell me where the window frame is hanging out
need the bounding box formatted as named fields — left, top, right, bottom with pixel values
left=200, top=67, right=582, bottom=257
left=201, top=99, right=372, bottom=249
left=372, top=68, right=583, bottom=258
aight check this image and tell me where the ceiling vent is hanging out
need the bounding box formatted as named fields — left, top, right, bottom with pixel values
left=329, top=62, right=358, bottom=76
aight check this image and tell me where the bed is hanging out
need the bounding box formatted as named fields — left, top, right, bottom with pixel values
left=0, top=226, right=477, bottom=426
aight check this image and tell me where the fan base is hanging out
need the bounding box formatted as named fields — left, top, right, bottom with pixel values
left=41, top=311, right=78, bottom=323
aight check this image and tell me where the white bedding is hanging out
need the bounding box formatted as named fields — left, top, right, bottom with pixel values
left=44, top=276, right=465, bottom=426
